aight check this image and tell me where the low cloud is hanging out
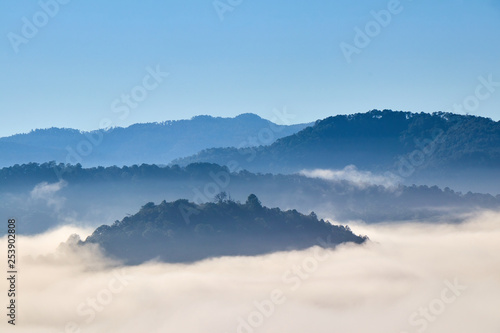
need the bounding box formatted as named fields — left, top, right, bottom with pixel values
left=30, top=181, right=67, bottom=211
left=301, top=165, right=401, bottom=188
left=1, top=212, right=499, bottom=332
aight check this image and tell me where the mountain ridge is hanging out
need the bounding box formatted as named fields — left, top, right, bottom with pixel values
left=172, top=110, right=500, bottom=192
left=2, top=162, right=499, bottom=236
left=0, top=114, right=312, bottom=168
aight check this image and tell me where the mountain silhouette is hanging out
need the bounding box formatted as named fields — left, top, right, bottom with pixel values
left=0, top=114, right=311, bottom=167
left=82, top=194, right=367, bottom=264
left=173, top=110, right=500, bottom=192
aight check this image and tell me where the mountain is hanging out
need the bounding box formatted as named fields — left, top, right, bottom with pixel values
left=172, top=110, right=500, bottom=193
left=0, top=114, right=312, bottom=168
left=82, top=194, right=367, bottom=264
left=2, top=162, right=499, bottom=235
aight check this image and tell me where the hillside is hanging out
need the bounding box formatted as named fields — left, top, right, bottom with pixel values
left=2, top=162, right=499, bottom=235
left=173, top=110, right=500, bottom=192
left=0, top=114, right=311, bottom=167
left=82, top=195, right=367, bottom=264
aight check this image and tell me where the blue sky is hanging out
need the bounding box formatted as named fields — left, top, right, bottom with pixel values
left=1, top=0, right=499, bottom=136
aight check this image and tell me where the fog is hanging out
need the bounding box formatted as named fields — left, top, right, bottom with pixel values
left=300, top=166, right=401, bottom=188
left=1, top=212, right=499, bottom=333
left=29, top=181, right=68, bottom=212
left=3, top=164, right=500, bottom=237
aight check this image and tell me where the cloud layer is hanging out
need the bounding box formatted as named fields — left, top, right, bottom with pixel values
left=1, top=212, right=499, bottom=333
left=300, top=165, right=401, bottom=188
left=30, top=180, right=67, bottom=212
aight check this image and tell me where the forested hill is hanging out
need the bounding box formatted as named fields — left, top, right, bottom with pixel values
left=1, top=162, right=499, bottom=236
left=83, top=194, right=367, bottom=264
left=0, top=113, right=311, bottom=167
left=173, top=110, right=500, bottom=190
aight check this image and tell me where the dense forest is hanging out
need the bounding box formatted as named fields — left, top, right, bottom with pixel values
left=83, top=194, right=367, bottom=264
left=1, top=162, right=499, bottom=235
left=2, top=110, right=499, bottom=193
left=173, top=110, right=500, bottom=192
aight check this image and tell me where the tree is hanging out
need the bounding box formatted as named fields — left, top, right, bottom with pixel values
left=214, top=191, right=228, bottom=203
left=142, top=202, right=155, bottom=210
left=246, top=194, right=262, bottom=209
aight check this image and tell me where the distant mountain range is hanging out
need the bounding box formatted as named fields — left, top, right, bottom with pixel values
left=1, top=109, right=499, bottom=193
left=173, top=110, right=500, bottom=193
left=82, top=194, right=367, bottom=264
left=0, top=114, right=312, bottom=167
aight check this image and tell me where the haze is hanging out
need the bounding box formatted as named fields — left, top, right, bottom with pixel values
left=1, top=212, right=498, bottom=333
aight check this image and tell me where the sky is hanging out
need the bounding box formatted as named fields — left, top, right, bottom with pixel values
left=1, top=0, right=499, bottom=137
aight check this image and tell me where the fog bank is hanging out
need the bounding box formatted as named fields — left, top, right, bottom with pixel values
left=1, top=212, right=499, bottom=333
